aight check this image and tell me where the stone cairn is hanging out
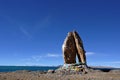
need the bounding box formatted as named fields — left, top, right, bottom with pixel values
left=56, top=31, right=88, bottom=74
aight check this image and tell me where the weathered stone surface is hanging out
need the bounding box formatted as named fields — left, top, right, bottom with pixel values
left=73, top=31, right=86, bottom=64
left=62, top=32, right=77, bottom=64
left=55, top=64, right=88, bottom=75
left=62, top=31, right=87, bottom=65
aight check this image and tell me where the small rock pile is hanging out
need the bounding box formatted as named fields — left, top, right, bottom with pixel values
left=55, top=64, right=88, bottom=75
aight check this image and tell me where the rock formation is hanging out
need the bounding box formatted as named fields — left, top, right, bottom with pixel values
left=62, top=32, right=77, bottom=64
left=73, top=31, right=86, bottom=65
left=62, top=31, right=87, bottom=65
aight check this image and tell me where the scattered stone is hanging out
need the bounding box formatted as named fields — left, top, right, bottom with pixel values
left=15, top=70, right=31, bottom=73
left=39, top=71, right=47, bottom=74
left=109, top=70, right=120, bottom=73
left=47, top=70, right=55, bottom=74
left=55, top=64, right=88, bottom=75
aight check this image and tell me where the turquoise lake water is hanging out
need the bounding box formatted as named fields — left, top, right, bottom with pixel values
left=0, top=66, right=59, bottom=72
left=0, top=66, right=119, bottom=72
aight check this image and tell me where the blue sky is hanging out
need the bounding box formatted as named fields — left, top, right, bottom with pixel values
left=0, top=0, right=120, bottom=67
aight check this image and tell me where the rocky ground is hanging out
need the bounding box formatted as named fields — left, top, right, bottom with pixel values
left=0, top=69, right=120, bottom=80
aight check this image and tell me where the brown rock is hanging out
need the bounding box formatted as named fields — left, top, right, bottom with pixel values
left=73, top=31, right=86, bottom=64
left=62, top=31, right=87, bottom=65
left=62, top=32, right=77, bottom=64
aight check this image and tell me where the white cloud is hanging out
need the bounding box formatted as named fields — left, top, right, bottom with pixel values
left=31, top=56, right=42, bottom=62
left=21, top=53, right=62, bottom=62
left=21, top=52, right=95, bottom=64
left=105, top=61, right=120, bottom=64
left=98, top=61, right=120, bottom=68
left=24, top=62, right=46, bottom=66
left=35, top=15, right=51, bottom=29
left=31, top=53, right=62, bottom=59
left=19, top=27, right=32, bottom=38
left=21, top=56, right=42, bottom=62
left=46, top=53, right=62, bottom=58
left=21, top=58, right=31, bottom=61
left=86, top=52, right=95, bottom=56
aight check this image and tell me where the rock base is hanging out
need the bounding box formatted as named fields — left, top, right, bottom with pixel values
left=55, top=64, right=88, bottom=75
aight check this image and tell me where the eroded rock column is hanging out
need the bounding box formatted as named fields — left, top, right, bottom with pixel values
left=62, top=32, right=77, bottom=64
left=62, top=31, right=87, bottom=65
left=73, top=31, right=86, bottom=65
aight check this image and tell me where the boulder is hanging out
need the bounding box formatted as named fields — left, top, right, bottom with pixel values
left=47, top=69, right=55, bottom=74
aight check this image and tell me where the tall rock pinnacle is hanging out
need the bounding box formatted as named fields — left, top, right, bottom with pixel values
left=62, top=31, right=87, bottom=65
left=62, top=32, right=77, bottom=64
left=73, top=31, right=86, bottom=64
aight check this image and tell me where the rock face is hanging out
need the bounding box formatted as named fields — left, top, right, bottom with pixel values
left=62, top=31, right=87, bottom=65
left=73, top=31, right=86, bottom=64
left=62, top=32, right=77, bottom=64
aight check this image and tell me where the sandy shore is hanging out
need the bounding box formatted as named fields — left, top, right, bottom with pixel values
left=0, top=70, right=120, bottom=80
